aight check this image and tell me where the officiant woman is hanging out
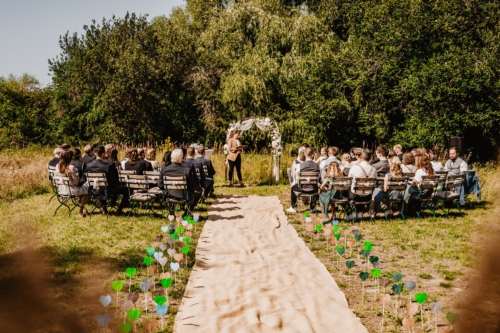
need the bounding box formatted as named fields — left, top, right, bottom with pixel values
left=227, top=130, right=245, bottom=187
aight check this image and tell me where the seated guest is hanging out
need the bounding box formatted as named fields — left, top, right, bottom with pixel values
left=104, top=144, right=115, bottom=161
left=371, top=146, right=390, bottom=175
left=444, top=147, right=467, bottom=205
left=57, top=150, right=89, bottom=217
left=110, top=148, right=122, bottom=171
left=48, top=147, right=63, bottom=168
left=86, top=146, right=129, bottom=214
left=70, top=148, right=87, bottom=185
left=286, top=148, right=321, bottom=214
left=341, top=153, right=351, bottom=174
left=183, top=147, right=208, bottom=189
left=315, top=147, right=328, bottom=164
left=349, top=147, right=358, bottom=162
left=288, top=147, right=305, bottom=184
left=161, top=151, right=172, bottom=168
left=350, top=148, right=363, bottom=166
left=145, top=149, right=159, bottom=171
left=393, top=144, right=404, bottom=161
left=121, top=149, right=130, bottom=170
left=444, top=147, right=467, bottom=175
left=319, top=161, right=344, bottom=220
left=124, top=148, right=148, bottom=175
left=196, top=146, right=216, bottom=198
left=319, top=146, right=341, bottom=179
left=137, top=148, right=153, bottom=171
left=428, top=149, right=443, bottom=172
left=401, top=153, right=416, bottom=174
left=347, top=150, right=377, bottom=220
left=403, top=154, right=434, bottom=208
left=82, top=143, right=98, bottom=165
left=158, top=148, right=197, bottom=215
left=370, top=156, right=404, bottom=218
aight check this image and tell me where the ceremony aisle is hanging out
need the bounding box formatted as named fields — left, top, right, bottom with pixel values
left=174, top=195, right=368, bottom=333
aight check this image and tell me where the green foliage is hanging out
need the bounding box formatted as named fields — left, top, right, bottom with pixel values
left=2, top=0, right=500, bottom=158
left=0, top=75, right=52, bottom=148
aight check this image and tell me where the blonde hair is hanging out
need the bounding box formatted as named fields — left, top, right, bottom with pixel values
left=389, top=156, right=403, bottom=177
left=327, top=162, right=343, bottom=178
left=342, top=153, right=351, bottom=161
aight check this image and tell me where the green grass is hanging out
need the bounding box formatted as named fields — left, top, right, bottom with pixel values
left=0, top=148, right=499, bottom=332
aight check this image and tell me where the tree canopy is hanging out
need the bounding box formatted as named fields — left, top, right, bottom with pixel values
left=2, top=0, right=500, bottom=159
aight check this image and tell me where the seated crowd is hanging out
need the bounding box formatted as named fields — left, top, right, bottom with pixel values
left=286, top=143, right=468, bottom=221
left=48, top=143, right=215, bottom=217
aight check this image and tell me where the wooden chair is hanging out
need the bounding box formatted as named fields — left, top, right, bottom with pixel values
left=434, top=170, right=448, bottom=191
left=48, top=165, right=57, bottom=203
left=162, top=176, right=190, bottom=216
left=118, top=170, right=136, bottom=186
left=125, top=175, right=156, bottom=218
left=85, top=173, right=115, bottom=218
left=435, top=175, right=464, bottom=217
left=384, top=177, right=408, bottom=220
left=294, top=171, right=320, bottom=212
left=350, top=177, right=376, bottom=222
left=329, top=177, right=353, bottom=219
left=412, top=176, right=440, bottom=219
left=51, top=172, right=82, bottom=216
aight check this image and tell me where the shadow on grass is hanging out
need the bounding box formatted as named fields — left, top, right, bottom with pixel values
left=0, top=248, right=89, bottom=332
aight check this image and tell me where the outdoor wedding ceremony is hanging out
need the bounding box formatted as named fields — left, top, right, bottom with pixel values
left=1, top=0, right=500, bottom=333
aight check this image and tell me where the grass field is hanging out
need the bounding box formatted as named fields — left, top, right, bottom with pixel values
left=0, top=148, right=498, bottom=332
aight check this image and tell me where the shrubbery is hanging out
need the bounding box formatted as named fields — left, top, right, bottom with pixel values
left=2, top=0, right=500, bottom=159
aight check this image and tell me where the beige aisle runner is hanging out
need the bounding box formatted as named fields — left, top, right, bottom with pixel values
left=175, top=195, right=368, bottom=333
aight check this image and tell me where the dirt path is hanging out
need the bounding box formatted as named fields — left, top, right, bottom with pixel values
left=174, top=195, right=368, bottom=333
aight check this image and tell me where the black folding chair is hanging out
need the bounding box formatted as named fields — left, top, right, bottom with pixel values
left=384, top=177, right=408, bottom=221
left=125, top=175, right=156, bottom=218
left=86, top=172, right=116, bottom=218
left=330, top=177, right=353, bottom=219
left=412, top=176, right=440, bottom=219
left=350, top=177, right=376, bottom=223
left=435, top=175, right=464, bottom=217
left=162, top=175, right=190, bottom=216
left=52, top=172, right=82, bottom=216
left=48, top=165, right=57, bottom=203
left=294, top=171, right=320, bottom=212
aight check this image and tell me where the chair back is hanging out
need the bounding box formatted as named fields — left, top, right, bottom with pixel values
left=144, top=171, right=160, bottom=187
left=296, top=172, right=320, bottom=191
left=387, top=177, right=408, bottom=191
left=435, top=171, right=448, bottom=183
left=86, top=173, right=108, bottom=188
left=331, top=177, right=353, bottom=191
left=352, top=178, right=376, bottom=193
left=125, top=175, right=149, bottom=191
left=404, top=172, right=415, bottom=183
left=52, top=172, right=70, bottom=187
left=419, top=176, right=439, bottom=190
left=376, top=177, right=385, bottom=187
left=163, top=176, right=187, bottom=195
left=119, top=170, right=136, bottom=184
left=444, top=175, right=464, bottom=190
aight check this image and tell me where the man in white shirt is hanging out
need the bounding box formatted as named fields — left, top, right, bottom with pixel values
left=347, top=150, right=377, bottom=220
left=319, top=146, right=341, bottom=179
